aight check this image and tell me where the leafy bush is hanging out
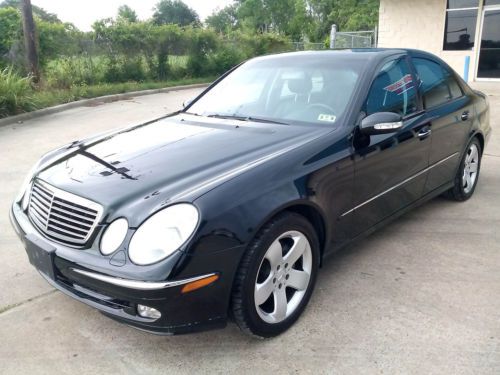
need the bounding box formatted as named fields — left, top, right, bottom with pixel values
left=233, top=31, right=290, bottom=58
left=120, top=56, right=146, bottom=82
left=168, top=55, right=188, bottom=79
left=39, top=21, right=292, bottom=88
left=0, top=67, right=36, bottom=117
left=103, top=55, right=146, bottom=83
left=0, top=10, right=299, bottom=118
left=209, top=45, right=245, bottom=75
left=186, top=28, right=218, bottom=76
left=0, top=7, right=22, bottom=67
left=37, top=21, right=82, bottom=65
left=44, top=56, right=106, bottom=88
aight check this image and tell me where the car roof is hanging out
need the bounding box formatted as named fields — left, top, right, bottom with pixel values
left=254, top=48, right=440, bottom=64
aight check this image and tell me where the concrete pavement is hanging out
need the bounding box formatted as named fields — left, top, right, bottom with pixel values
left=0, top=86, right=499, bottom=374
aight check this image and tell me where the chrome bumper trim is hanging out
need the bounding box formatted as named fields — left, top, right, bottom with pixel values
left=71, top=268, right=217, bottom=291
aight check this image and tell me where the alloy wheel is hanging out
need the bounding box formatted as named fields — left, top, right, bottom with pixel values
left=254, top=230, right=312, bottom=324
left=463, top=143, right=479, bottom=194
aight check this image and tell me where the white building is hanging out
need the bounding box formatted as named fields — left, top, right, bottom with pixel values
left=378, top=0, right=500, bottom=81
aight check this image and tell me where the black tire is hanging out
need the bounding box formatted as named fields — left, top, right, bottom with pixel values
left=445, top=137, right=482, bottom=201
left=231, top=212, right=320, bottom=338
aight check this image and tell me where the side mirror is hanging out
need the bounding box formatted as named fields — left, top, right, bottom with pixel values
left=360, top=112, right=403, bottom=135
left=182, top=98, right=194, bottom=108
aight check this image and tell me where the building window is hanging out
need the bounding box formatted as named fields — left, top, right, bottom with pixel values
left=443, top=1, right=479, bottom=51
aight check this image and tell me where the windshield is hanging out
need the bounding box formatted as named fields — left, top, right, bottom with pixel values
left=186, top=54, right=367, bottom=126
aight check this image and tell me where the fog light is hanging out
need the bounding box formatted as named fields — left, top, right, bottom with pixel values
left=137, top=304, right=161, bottom=319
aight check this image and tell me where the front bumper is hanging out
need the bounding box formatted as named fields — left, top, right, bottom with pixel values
left=10, top=203, right=243, bottom=335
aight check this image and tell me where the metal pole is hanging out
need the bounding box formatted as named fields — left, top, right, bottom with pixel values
left=330, top=24, right=337, bottom=49
left=464, top=55, right=470, bottom=82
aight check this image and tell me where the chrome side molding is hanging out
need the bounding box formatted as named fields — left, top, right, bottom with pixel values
left=341, top=152, right=459, bottom=217
left=71, top=268, right=217, bottom=291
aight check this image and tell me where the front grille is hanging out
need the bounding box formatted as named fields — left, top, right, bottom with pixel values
left=28, top=179, right=103, bottom=247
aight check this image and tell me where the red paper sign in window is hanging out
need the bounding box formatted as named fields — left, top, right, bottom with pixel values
left=384, top=74, right=414, bottom=95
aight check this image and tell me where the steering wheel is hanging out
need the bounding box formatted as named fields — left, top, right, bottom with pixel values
left=305, top=103, right=335, bottom=114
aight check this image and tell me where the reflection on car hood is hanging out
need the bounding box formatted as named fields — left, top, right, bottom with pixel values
left=37, top=114, right=331, bottom=222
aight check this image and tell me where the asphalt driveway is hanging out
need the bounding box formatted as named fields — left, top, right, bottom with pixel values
left=0, top=85, right=499, bottom=374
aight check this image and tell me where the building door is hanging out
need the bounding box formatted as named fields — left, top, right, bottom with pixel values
left=477, top=3, right=500, bottom=79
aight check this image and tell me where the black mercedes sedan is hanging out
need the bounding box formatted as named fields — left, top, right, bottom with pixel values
left=11, top=49, right=491, bottom=337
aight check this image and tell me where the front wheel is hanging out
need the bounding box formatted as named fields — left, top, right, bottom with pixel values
left=231, top=212, right=320, bottom=338
left=445, top=137, right=482, bottom=201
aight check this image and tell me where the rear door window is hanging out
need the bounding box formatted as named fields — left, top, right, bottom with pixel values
left=413, top=57, right=464, bottom=109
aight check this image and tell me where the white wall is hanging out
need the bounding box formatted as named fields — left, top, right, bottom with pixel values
left=378, top=0, right=478, bottom=80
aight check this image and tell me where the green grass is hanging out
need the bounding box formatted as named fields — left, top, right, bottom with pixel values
left=0, top=53, right=213, bottom=118
left=4, top=76, right=213, bottom=118
left=0, top=67, right=37, bottom=117
left=43, top=55, right=191, bottom=89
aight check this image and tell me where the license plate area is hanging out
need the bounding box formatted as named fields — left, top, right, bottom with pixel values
left=25, top=233, right=56, bottom=280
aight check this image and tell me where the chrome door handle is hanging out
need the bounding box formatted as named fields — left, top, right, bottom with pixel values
left=461, top=111, right=469, bottom=121
left=417, top=128, right=431, bottom=139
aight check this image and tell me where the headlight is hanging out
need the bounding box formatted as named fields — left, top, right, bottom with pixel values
left=15, top=160, right=41, bottom=204
left=21, top=181, right=33, bottom=211
left=100, top=218, right=129, bottom=255
left=128, top=204, right=199, bottom=265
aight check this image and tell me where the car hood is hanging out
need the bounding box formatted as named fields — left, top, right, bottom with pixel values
left=36, top=114, right=332, bottom=224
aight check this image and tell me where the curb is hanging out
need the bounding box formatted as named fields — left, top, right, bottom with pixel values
left=0, top=82, right=209, bottom=128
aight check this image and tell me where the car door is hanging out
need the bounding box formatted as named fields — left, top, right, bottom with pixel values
left=410, top=56, right=474, bottom=194
left=349, top=55, right=432, bottom=236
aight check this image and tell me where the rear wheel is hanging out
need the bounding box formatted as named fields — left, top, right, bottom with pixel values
left=445, top=137, right=482, bottom=201
left=231, top=212, right=320, bottom=338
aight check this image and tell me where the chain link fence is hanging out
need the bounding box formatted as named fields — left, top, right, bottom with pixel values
left=289, top=42, right=327, bottom=51
left=288, top=27, right=377, bottom=52
left=330, top=25, right=378, bottom=49
left=333, top=31, right=376, bottom=48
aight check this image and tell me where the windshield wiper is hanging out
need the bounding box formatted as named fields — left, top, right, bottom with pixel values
left=246, top=116, right=289, bottom=125
left=207, top=114, right=289, bottom=125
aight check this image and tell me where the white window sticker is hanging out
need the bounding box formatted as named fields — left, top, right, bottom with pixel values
left=318, top=114, right=336, bottom=122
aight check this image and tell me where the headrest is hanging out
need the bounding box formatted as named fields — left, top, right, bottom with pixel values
left=287, top=75, right=312, bottom=95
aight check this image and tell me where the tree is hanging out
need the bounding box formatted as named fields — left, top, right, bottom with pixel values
left=0, top=7, right=21, bottom=64
left=37, top=21, right=81, bottom=65
left=236, top=0, right=270, bottom=33
left=205, top=5, right=238, bottom=33
left=20, top=0, right=39, bottom=82
left=307, top=0, right=379, bottom=41
left=328, top=0, right=379, bottom=31
left=117, top=4, right=138, bottom=23
left=0, top=0, right=60, bottom=23
left=226, top=0, right=379, bottom=41
left=186, top=27, right=218, bottom=76
left=234, top=0, right=310, bottom=38
left=152, top=0, right=200, bottom=26
left=288, top=0, right=313, bottom=41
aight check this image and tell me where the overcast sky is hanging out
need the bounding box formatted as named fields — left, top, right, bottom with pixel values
left=31, top=0, right=234, bottom=31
